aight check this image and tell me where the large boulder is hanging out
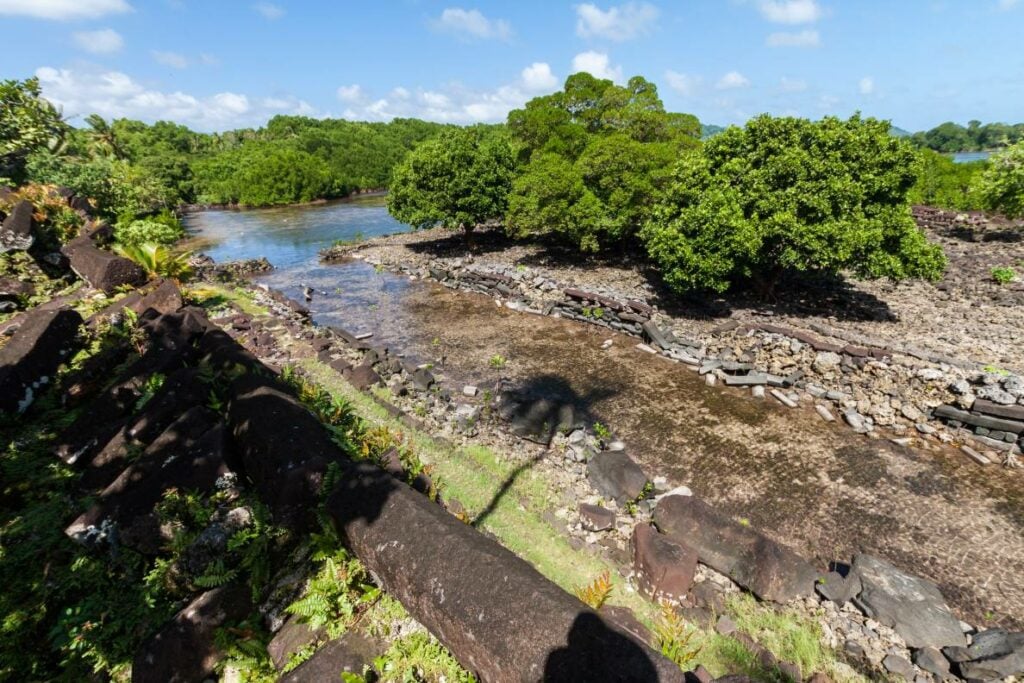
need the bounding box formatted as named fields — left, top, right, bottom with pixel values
left=653, top=495, right=820, bottom=603
left=0, top=200, right=35, bottom=252
left=587, top=451, right=649, bottom=503
left=131, top=584, right=252, bottom=683
left=0, top=306, right=82, bottom=413
left=62, top=237, right=147, bottom=294
left=850, top=554, right=966, bottom=649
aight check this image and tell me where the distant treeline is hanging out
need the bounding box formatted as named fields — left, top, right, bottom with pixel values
left=909, top=120, right=1024, bottom=153
left=28, top=114, right=450, bottom=209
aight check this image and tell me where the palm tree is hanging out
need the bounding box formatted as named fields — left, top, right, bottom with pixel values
left=84, top=114, right=124, bottom=159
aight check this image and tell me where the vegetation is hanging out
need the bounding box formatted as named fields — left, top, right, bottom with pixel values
left=573, top=570, right=614, bottom=609
left=642, top=114, right=948, bottom=295
left=0, top=77, right=67, bottom=184
left=975, top=141, right=1024, bottom=218
left=908, top=149, right=986, bottom=210
left=112, top=242, right=193, bottom=280
left=387, top=126, right=515, bottom=239
left=991, top=266, right=1017, bottom=284
left=653, top=604, right=702, bottom=670
left=910, top=120, right=1024, bottom=153
left=506, top=73, right=700, bottom=251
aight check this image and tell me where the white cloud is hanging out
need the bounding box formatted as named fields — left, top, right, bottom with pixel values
left=998, top=0, right=1019, bottom=9
left=336, top=84, right=364, bottom=102
left=664, top=70, right=701, bottom=96
left=0, top=0, right=131, bottom=20
left=34, top=65, right=317, bottom=130
left=152, top=50, right=188, bottom=68
left=72, top=28, right=123, bottom=54
left=766, top=29, right=820, bottom=47
left=757, top=0, right=822, bottom=24
left=252, top=2, right=283, bottom=20
left=779, top=77, right=808, bottom=92
left=571, top=51, right=623, bottom=83
left=432, top=7, right=512, bottom=41
left=716, top=71, right=751, bottom=90
left=521, top=62, right=558, bottom=91
left=575, top=2, right=659, bottom=42
left=859, top=76, right=875, bottom=95
left=339, top=63, right=564, bottom=124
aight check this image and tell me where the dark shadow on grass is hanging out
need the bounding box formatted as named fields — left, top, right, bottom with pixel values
left=472, top=374, right=618, bottom=528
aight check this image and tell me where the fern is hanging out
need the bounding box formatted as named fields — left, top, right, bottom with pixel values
left=573, top=570, right=613, bottom=610
left=654, top=603, right=702, bottom=669
left=194, top=559, right=238, bottom=588
left=285, top=549, right=381, bottom=639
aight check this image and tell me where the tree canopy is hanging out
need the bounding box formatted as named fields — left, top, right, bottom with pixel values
left=975, top=141, right=1024, bottom=218
left=641, top=114, right=948, bottom=294
left=506, top=73, right=700, bottom=251
left=0, top=77, right=68, bottom=184
left=387, top=126, right=515, bottom=234
left=911, top=120, right=1024, bottom=153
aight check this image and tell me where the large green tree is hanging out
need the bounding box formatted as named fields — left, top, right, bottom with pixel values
left=387, top=126, right=515, bottom=240
left=0, top=77, right=68, bottom=184
left=974, top=141, right=1024, bottom=218
left=641, top=114, right=947, bottom=295
left=506, top=73, right=700, bottom=251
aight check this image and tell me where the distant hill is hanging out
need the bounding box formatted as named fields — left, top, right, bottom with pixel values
left=701, top=124, right=726, bottom=139
left=889, top=125, right=911, bottom=138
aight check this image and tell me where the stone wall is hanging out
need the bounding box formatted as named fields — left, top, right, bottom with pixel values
left=349, top=256, right=1024, bottom=469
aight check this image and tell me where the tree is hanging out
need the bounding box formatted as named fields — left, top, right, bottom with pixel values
left=908, top=149, right=986, bottom=210
left=506, top=73, right=700, bottom=251
left=84, top=114, right=124, bottom=159
left=641, top=114, right=947, bottom=296
left=0, top=77, right=68, bottom=184
left=975, top=141, right=1024, bottom=218
left=387, top=127, right=515, bottom=241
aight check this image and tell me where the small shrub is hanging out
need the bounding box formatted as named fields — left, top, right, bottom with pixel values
left=991, top=266, right=1017, bottom=284
left=112, top=242, right=193, bottom=281
left=573, top=570, right=613, bottom=609
left=113, top=218, right=183, bottom=246
left=488, top=354, right=507, bottom=369
left=592, top=422, right=611, bottom=440
left=654, top=603, right=702, bottom=670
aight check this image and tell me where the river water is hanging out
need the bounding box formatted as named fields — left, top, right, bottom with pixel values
left=184, top=199, right=1024, bottom=629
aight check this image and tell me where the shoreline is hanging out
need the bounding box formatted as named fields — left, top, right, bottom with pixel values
left=178, top=188, right=386, bottom=215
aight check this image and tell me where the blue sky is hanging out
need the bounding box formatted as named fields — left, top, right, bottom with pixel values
left=1, top=0, right=1022, bottom=132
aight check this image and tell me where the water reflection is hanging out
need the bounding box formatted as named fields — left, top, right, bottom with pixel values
left=183, top=196, right=401, bottom=269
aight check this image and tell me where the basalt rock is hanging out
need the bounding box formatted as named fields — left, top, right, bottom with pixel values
left=587, top=451, right=649, bottom=503
left=653, top=495, right=820, bottom=603
left=131, top=584, right=252, bottom=683
left=850, top=553, right=966, bottom=649
left=0, top=200, right=35, bottom=252
left=327, top=462, right=685, bottom=682
left=281, top=632, right=381, bottom=682
left=62, top=236, right=147, bottom=294
left=0, top=306, right=82, bottom=414
left=632, top=524, right=698, bottom=602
